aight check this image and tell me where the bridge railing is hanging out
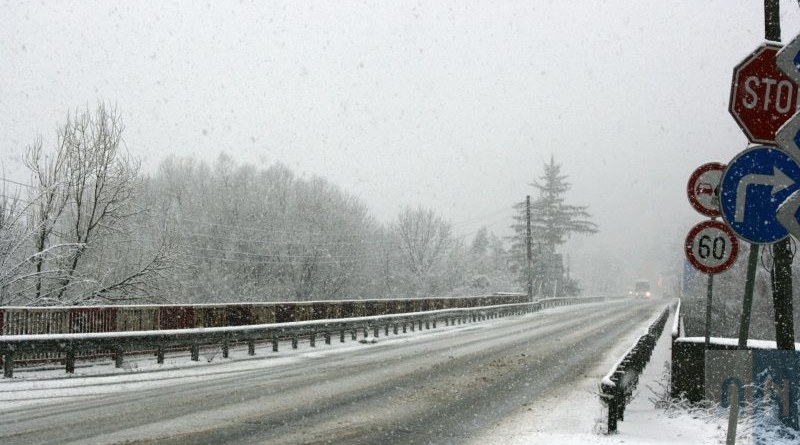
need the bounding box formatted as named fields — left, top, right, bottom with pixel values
left=600, top=304, right=671, bottom=433
left=0, top=296, right=611, bottom=378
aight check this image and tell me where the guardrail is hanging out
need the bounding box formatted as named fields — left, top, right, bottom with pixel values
left=600, top=304, right=670, bottom=433
left=0, top=296, right=609, bottom=378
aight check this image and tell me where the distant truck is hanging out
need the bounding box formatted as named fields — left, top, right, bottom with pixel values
left=633, top=280, right=651, bottom=298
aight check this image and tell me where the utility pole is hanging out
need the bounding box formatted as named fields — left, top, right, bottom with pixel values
left=764, top=0, right=796, bottom=351
left=526, top=195, right=533, bottom=302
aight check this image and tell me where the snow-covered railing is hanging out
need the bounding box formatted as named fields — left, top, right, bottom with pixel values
left=0, top=295, right=611, bottom=378
left=600, top=304, right=670, bottom=433
left=671, top=299, right=682, bottom=339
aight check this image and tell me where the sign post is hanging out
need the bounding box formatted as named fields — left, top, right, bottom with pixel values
left=686, top=162, right=727, bottom=348
left=684, top=220, right=739, bottom=348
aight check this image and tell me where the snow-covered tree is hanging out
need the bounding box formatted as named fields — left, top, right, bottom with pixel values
left=510, top=155, right=597, bottom=297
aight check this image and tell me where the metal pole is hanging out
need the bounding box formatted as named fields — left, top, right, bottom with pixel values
left=705, top=273, right=714, bottom=349
left=526, top=195, right=533, bottom=302
left=764, top=0, right=795, bottom=352
left=738, top=244, right=759, bottom=348
left=726, top=382, right=740, bottom=445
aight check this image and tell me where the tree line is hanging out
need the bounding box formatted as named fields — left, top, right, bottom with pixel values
left=0, top=104, right=595, bottom=306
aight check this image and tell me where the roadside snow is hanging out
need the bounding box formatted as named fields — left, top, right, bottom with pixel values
left=467, top=302, right=727, bottom=445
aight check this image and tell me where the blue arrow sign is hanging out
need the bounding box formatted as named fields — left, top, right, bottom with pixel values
left=720, top=146, right=800, bottom=244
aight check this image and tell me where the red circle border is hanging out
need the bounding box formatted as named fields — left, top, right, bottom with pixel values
left=687, top=162, right=725, bottom=218
left=684, top=220, right=740, bottom=275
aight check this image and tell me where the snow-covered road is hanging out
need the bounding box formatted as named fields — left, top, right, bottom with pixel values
left=0, top=300, right=663, bottom=445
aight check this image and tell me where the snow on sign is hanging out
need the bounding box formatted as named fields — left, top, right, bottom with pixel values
left=687, top=162, right=724, bottom=217
left=719, top=146, right=800, bottom=244
left=729, top=42, right=800, bottom=144
left=776, top=34, right=800, bottom=164
left=684, top=220, right=739, bottom=275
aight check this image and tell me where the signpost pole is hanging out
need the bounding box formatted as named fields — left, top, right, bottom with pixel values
left=764, top=0, right=797, bottom=353
left=737, top=244, right=759, bottom=349
left=526, top=195, right=533, bottom=302
left=705, top=273, right=714, bottom=349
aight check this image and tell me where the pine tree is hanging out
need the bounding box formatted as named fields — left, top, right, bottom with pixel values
left=510, top=155, right=598, bottom=296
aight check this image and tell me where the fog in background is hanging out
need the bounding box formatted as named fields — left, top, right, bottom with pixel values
left=3, top=1, right=800, bottom=295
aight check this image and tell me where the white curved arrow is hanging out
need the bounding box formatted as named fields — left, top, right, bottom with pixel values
left=735, top=166, right=795, bottom=223
left=777, top=190, right=800, bottom=240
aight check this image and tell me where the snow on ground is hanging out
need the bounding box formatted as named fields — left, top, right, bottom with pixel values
left=467, top=301, right=727, bottom=445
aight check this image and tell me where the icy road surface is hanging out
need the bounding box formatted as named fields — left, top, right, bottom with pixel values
left=0, top=300, right=661, bottom=445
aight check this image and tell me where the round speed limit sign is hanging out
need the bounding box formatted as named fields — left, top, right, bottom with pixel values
left=684, top=220, right=739, bottom=274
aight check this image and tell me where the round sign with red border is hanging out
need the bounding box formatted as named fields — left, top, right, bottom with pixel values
left=687, top=162, right=725, bottom=217
left=685, top=220, right=739, bottom=275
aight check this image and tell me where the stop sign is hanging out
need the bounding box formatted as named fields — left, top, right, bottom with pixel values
left=729, top=42, right=800, bottom=144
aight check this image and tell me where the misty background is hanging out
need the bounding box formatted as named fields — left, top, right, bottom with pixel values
left=3, top=1, right=800, bottom=302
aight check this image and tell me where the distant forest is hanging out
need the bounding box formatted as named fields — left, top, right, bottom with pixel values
left=0, top=105, right=520, bottom=305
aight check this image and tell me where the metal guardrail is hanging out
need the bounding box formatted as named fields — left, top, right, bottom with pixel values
left=600, top=304, right=670, bottom=433
left=0, top=296, right=608, bottom=378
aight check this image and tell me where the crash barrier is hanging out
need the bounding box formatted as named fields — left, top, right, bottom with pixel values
left=600, top=304, right=670, bottom=433
left=0, top=296, right=610, bottom=377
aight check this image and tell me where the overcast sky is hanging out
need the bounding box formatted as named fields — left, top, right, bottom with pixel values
left=3, top=1, right=800, bottom=292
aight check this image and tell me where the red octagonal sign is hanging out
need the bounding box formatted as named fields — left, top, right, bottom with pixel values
left=729, top=42, right=800, bottom=144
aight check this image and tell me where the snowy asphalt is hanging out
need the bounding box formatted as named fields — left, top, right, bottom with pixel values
left=0, top=300, right=661, bottom=445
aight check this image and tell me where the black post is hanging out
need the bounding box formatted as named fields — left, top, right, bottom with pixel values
left=3, top=352, right=13, bottom=378
left=763, top=0, right=796, bottom=353
left=738, top=244, right=759, bottom=348
left=114, top=346, right=124, bottom=368
left=526, top=195, right=533, bottom=302
left=705, top=273, right=714, bottom=349
left=65, top=348, right=75, bottom=373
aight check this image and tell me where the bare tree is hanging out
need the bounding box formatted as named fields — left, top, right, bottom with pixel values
left=394, top=206, right=453, bottom=295
left=24, top=136, right=72, bottom=301
left=15, top=104, right=178, bottom=305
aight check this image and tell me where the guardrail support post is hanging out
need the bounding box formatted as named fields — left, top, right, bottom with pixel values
left=402, top=322, right=407, bottom=333
left=248, top=339, right=256, bottom=355
left=363, top=327, right=369, bottom=339
left=292, top=336, right=298, bottom=349
left=272, top=336, right=279, bottom=352
left=393, top=324, right=398, bottom=335
left=310, top=332, right=316, bottom=347
left=157, top=345, right=165, bottom=364
left=373, top=326, right=379, bottom=338
left=410, top=321, right=415, bottom=332
left=114, top=346, right=124, bottom=368
left=222, top=340, right=229, bottom=358
left=384, top=325, right=389, bottom=336
left=65, top=348, right=75, bottom=373
left=432, top=320, right=437, bottom=328
left=190, top=344, right=199, bottom=361
left=3, top=352, right=14, bottom=378
left=340, top=330, right=346, bottom=343
left=325, top=332, right=331, bottom=345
